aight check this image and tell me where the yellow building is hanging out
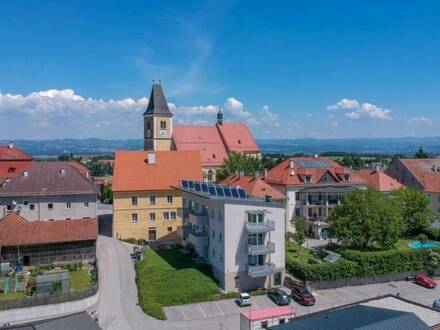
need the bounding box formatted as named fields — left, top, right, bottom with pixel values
left=112, top=150, right=203, bottom=242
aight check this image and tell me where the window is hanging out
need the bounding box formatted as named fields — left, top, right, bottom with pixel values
left=29, top=204, right=35, bottom=210
left=131, top=213, right=138, bottom=223
left=48, top=203, right=53, bottom=211
left=167, top=227, right=172, bottom=233
left=219, top=232, right=223, bottom=242
left=438, top=196, right=440, bottom=202
left=147, top=121, right=151, bottom=130
left=167, top=195, right=173, bottom=204
left=304, top=175, right=311, bottom=183
left=212, top=230, right=215, bottom=239
left=66, top=202, right=71, bottom=209
left=295, top=208, right=301, bottom=217
left=149, top=212, right=156, bottom=221
left=163, top=212, right=170, bottom=220
left=149, top=196, right=156, bottom=205
left=7, top=167, right=16, bottom=173
left=295, top=192, right=300, bottom=201
left=84, top=202, right=89, bottom=208
left=344, top=174, right=350, bottom=181
left=212, top=249, right=216, bottom=258
left=160, top=120, right=166, bottom=129
left=261, top=321, right=268, bottom=329
left=23, top=200, right=29, bottom=206
left=219, top=253, right=224, bottom=262
left=170, top=212, right=176, bottom=220
left=6, top=205, right=12, bottom=211
left=131, top=196, right=138, bottom=205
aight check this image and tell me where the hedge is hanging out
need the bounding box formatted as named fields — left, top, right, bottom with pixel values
left=286, top=247, right=440, bottom=282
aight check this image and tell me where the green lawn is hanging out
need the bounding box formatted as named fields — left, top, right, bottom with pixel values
left=0, top=291, right=25, bottom=301
left=70, top=269, right=91, bottom=291
left=286, top=242, right=313, bottom=262
left=135, top=248, right=221, bottom=320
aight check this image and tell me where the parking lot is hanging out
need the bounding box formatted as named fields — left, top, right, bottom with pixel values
left=164, top=280, right=440, bottom=322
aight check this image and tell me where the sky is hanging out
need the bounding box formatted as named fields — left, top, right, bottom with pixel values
left=0, top=0, right=439, bottom=140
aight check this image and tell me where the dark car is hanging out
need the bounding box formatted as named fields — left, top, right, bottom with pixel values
left=291, top=285, right=316, bottom=306
left=268, top=289, right=291, bottom=306
left=415, top=274, right=437, bottom=289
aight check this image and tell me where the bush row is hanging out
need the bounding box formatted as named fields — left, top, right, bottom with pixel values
left=286, top=247, right=440, bottom=282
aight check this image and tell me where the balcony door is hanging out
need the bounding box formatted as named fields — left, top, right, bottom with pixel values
left=248, top=254, right=264, bottom=266
left=248, top=212, right=264, bottom=224
left=248, top=233, right=264, bottom=246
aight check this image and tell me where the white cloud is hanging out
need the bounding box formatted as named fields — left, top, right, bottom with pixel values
left=259, top=105, right=280, bottom=127
left=407, top=116, right=432, bottom=125
left=327, top=98, right=392, bottom=121
left=224, top=97, right=252, bottom=118
left=327, top=98, right=359, bottom=111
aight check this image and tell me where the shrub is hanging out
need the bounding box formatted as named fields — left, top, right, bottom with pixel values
left=121, top=238, right=137, bottom=244
left=137, top=239, right=147, bottom=246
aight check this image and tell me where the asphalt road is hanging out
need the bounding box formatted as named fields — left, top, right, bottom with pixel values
left=94, top=236, right=440, bottom=330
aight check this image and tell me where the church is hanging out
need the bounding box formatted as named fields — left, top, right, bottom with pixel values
left=143, top=83, right=260, bottom=181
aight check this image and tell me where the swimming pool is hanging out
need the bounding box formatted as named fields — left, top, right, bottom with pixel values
left=409, top=241, right=440, bottom=249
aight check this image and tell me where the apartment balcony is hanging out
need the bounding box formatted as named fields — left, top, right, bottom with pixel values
left=248, top=263, right=276, bottom=278
left=188, top=212, right=209, bottom=226
left=187, top=232, right=208, bottom=247
left=247, top=242, right=275, bottom=255
left=245, top=220, right=275, bottom=233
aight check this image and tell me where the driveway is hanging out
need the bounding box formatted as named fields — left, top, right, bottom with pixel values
left=94, top=236, right=440, bottom=330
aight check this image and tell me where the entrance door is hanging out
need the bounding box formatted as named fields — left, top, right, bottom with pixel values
left=23, top=255, right=30, bottom=266
left=148, top=229, right=157, bottom=241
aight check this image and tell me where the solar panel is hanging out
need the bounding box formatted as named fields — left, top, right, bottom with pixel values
left=208, top=186, right=217, bottom=196
left=231, top=188, right=239, bottom=198
left=188, top=180, right=194, bottom=189
left=238, top=188, right=246, bottom=198
left=201, top=183, right=208, bottom=193
left=215, top=186, right=225, bottom=196
left=223, top=187, right=232, bottom=197
left=181, top=180, right=189, bottom=189
left=297, top=160, right=331, bottom=169
left=194, top=182, right=202, bottom=192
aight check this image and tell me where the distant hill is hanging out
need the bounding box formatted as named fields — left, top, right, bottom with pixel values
left=1, top=137, right=439, bottom=158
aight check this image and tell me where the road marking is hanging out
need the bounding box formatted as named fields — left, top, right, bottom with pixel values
left=214, top=301, right=225, bottom=316
left=198, top=304, right=207, bottom=318
left=253, top=300, right=260, bottom=309
left=180, top=306, right=187, bottom=321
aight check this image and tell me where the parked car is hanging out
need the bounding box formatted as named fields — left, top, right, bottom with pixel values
left=433, top=298, right=440, bottom=311
left=236, top=292, right=251, bottom=307
left=291, top=285, right=316, bottom=306
left=415, top=274, right=437, bottom=288
left=268, top=289, right=291, bottom=306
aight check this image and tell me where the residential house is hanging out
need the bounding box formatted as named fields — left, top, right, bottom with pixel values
left=0, top=162, right=98, bottom=221
left=179, top=180, right=285, bottom=291
left=143, top=83, right=260, bottom=181
left=0, top=142, right=33, bottom=184
left=112, top=150, right=203, bottom=242
left=386, top=158, right=440, bottom=216
left=265, top=156, right=367, bottom=238
left=357, top=168, right=402, bottom=193
left=0, top=212, right=97, bottom=266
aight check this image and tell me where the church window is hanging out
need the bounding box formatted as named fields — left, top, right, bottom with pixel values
left=160, top=120, right=167, bottom=129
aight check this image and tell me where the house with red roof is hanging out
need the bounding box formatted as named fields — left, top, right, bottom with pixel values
left=386, top=158, right=440, bottom=216
left=0, top=142, right=33, bottom=184
left=357, top=168, right=402, bottom=193
left=142, top=83, right=260, bottom=181
left=265, top=156, right=367, bottom=238
left=0, top=212, right=97, bottom=266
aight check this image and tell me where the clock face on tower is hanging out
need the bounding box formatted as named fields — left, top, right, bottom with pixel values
left=160, top=129, right=167, bottom=137
left=146, top=129, right=151, bottom=138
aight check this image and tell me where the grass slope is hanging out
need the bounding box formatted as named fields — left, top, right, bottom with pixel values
left=135, top=248, right=221, bottom=320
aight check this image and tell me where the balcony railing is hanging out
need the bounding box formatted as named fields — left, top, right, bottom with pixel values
left=245, top=220, right=275, bottom=233
left=247, top=242, right=275, bottom=255
left=248, top=263, right=276, bottom=278
left=188, top=232, right=208, bottom=245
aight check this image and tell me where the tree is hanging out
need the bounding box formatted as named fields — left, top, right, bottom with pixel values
left=100, top=184, right=113, bottom=203
left=216, top=153, right=264, bottom=181
left=339, top=155, right=363, bottom=170
left=391, top=188, right=436, bottom=235
left=417, top=233, right=428, bottom=245
left=415, top=146, right=429, bottom=159
left=328, top=189, right=404, bottom=250
left=293, top=218, right=310, bottom=254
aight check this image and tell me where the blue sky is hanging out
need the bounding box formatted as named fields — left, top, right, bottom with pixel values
left=1, top=1, right=439, bottom=139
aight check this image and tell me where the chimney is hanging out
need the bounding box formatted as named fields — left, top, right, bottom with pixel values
left=239, top=170, right=244, bottom=177
left=235, top=170, right=239, bottom=177
left=375, top=165, right=380, bottom=172
left=59, top=168, right=66, bottom=175
left=148, top=152, right=156, bottom=165
left=289, top=160, right=294, bottom=169
left=8, top=141, right=14, bottom=149
left=254, top=171, right=260, bottom=178
left=314, top=153, right=318, bottom=159
left=23, top=171, right=28, bottom=177
left=265, top=194, right=272, bottom=203
left=290, top=169, right=295, bottom=176
left=216, top=107, right=223, bottom=125
left=264, top=169, right=268, bottom=179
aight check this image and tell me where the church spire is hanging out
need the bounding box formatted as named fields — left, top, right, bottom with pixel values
left=217, top=107, right=223, bottom=125
left=143, top=82, right=173, bottom=117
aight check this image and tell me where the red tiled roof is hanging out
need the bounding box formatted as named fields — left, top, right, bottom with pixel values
left=0, top=161, right=97, bottom=197
left=357, top=169, right=403, bottom=192
left=67, top=160, right=89, bottom=178
left=0, top=145, right=33, bottom=161
left=216, top=123, right=259, bottom=153
left=221, top=175, right=286, bottom=200
left=399, top=159, right=440, bottom=193
left=173, top=126, right=228, bottom=166
left=266, top=157, right=367, bottom=186
left=113, top=150, right=203, bottom=192
left=0, top=212, right=97, bottom=247
left=0, top=161, right=33, bottom=180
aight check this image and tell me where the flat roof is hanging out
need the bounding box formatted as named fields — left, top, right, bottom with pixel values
left=241, top=307, right=293, bottom=322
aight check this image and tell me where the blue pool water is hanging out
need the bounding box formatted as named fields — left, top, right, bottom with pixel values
left=409, top=241, right=440, bottom=249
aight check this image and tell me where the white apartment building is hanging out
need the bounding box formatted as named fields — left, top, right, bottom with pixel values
left=179, top=180, right=286, bottom=292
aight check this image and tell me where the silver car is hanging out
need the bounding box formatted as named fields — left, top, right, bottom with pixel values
left=237, top=292, right=251, bottom=307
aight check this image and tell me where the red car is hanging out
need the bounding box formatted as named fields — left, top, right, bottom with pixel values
left=415, top=274, right=437, bottom=288
left=291, top=285, right=316, bottom=305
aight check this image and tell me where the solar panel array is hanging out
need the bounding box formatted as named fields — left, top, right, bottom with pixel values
left=296, top=160, right=332, bottom=169
left=181, top=180, right=247, bottom=199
